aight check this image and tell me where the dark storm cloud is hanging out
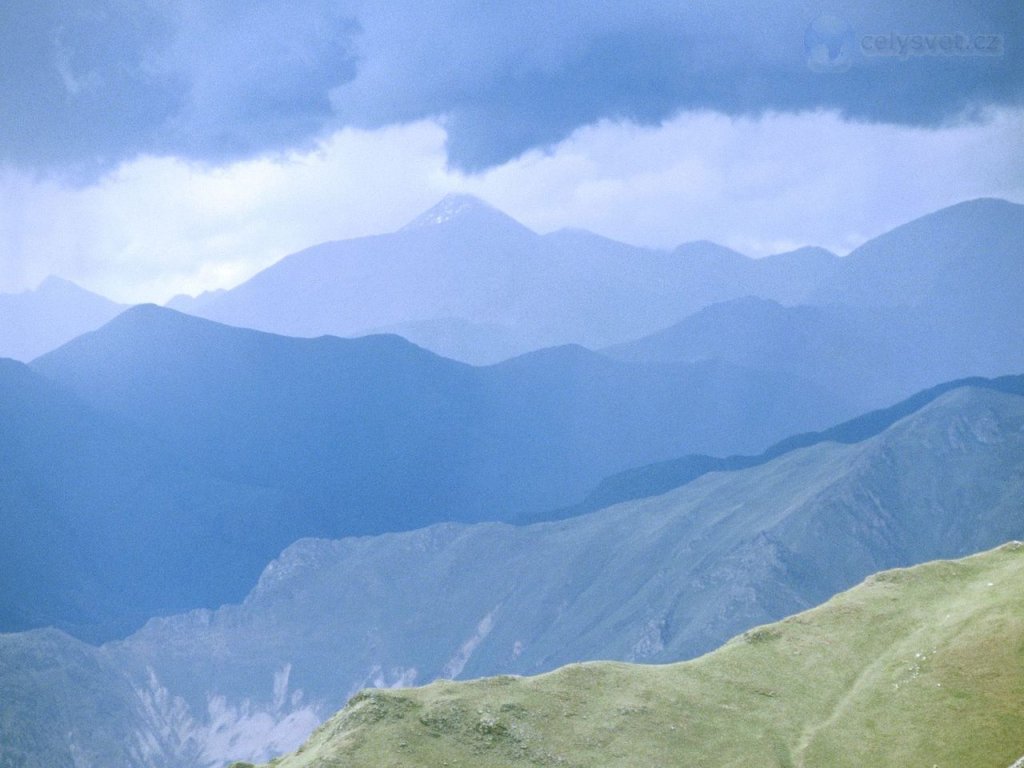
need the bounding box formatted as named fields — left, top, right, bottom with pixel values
left=1, top=0, right=1020, bottom=176
left=0, top=0, right=184, bottom=174
left=0, top=0, right=358, bottom=177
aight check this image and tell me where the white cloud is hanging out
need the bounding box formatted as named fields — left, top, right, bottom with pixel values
left=1, top=108, right=1021, bottom=303
left=462, top=107, right=1024, bottom=255
left=0, top=122, right=453, bottom=302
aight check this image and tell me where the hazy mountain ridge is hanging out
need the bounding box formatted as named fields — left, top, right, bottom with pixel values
left=9, top=198, right=1019, bottom=378
left=239, top=541, right=1024, bottom=768
left=0, top=356, right=297, bottom=640
left=607, top=211, right=1023, bottom=413
left=17, top=303, right=838, bottom=638
left=811, top=197, right=1023, bottom=309
left=165, top=194, right=841, bottom=363
left=0, top=628, right=153, bottom=768
left=540, top=373, right=1024, bottom=521
left=32, top=304, right=839, bottom=520
left=161, top=196, right=1022, bottom=376
left=2, top=381, right=1020, bottom=767
left=0, top=277, right=125, bottom=362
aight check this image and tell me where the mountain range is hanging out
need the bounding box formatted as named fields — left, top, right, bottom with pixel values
left=4, top=198, right=1020, bottom=384
left=165, top=196, right=1022, bottom=377
left=603, top=198, right=1024, bottom=414
left=12, top=302, right=837, bottom=639
left=167, top=193, right=844, bottom=363
left=1, top=195, right=1021, bottom=768
left=1, top=378, right=1021, bottom=767
left=1, top=195, right=1020, bottom=642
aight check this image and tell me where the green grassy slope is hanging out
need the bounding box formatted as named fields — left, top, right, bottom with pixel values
left=240, top=542, right=1024, bottom=768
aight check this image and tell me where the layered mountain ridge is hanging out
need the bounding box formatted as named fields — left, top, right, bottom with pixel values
left=162, top=196, right=1022, bottom=370
left=1, top=380, right=1021, bottom=767
left=163, top=193, right=846, bottom=362
left=17, top=303, right=837, bottom=638
left=1, top=196, right=1021, bottom=768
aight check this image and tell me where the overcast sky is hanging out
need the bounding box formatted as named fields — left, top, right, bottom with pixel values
left=1, top=0, right=1021, bottom=302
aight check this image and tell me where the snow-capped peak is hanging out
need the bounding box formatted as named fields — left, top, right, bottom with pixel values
left=401, top=194, right=504, bottom=230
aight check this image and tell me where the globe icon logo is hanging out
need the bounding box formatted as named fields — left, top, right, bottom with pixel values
left=805, top=14, right=855, bottom=73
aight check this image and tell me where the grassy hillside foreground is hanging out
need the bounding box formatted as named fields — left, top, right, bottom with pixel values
left=235, top=541, right=1024, bottom=768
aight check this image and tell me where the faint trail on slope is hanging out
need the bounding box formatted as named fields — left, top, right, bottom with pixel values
left=791, top=650, right=893, bottom=768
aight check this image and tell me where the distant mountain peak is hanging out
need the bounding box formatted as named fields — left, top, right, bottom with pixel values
left=401, top=193, right=530, bottom=233
left=37, top=275, right=73, bottom=289
left=34, top=275, right=92, bottom=295
left=405, top=194, right=491, bottom=225
left=29, top=276, right=126, bottom=307
left=673, top=240, right=751, bottom=267
left=765, top=245, right=838, bottom=262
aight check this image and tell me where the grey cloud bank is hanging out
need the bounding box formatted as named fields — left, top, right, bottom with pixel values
left=1, top=0, right=1020, bottom=176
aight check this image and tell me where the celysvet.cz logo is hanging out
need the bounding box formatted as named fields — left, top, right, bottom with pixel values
left=805, top=14, right=1004, bottom=73
left=861, top=32, right=1003, bottom=58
